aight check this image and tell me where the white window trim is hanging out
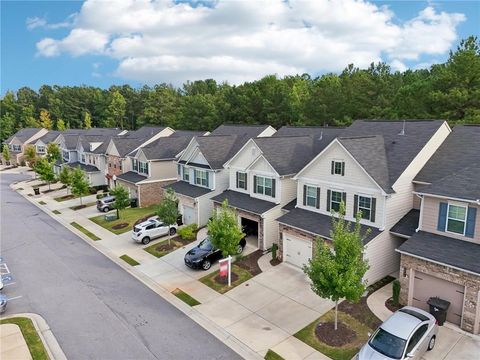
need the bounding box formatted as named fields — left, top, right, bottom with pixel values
left=333, top=159, right=344, bottom=175
left=194, top=169, right=209, bottom=188
left=138, top=161, right=148, bottom=175
left=445, top=202, right=467, bottom=236
left=305, top=184, right=318, bottom=208
left=37, top=146, right=45, bottom=153
left=237, top=171, right=247, bottom=190
left=358, top=195, right=373, bottom=221
left=182, top=166, right=190, bottom=181
left=12, top=145, right=21, bottom=152
left=255, top=175, right=273, bottom=197
left=330, top=190, right=343, bottom=211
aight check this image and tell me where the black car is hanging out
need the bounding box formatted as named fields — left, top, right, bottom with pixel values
left=184, top=236, right=246, bottom=270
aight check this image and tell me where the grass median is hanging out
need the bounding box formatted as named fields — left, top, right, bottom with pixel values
left=119, top=254, right=140, bottom=266
left=89, top=205, right=157, bottom=235
left=70, top=222, right=101, bottom=241
left=172, top=288, right=201, bottom=306
left=0, top=317, right=49, bottom=360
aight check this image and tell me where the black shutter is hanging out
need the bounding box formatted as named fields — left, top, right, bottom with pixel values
left=327, top=190, right=331, bottom=211
left=341, top=161, right=345, bottom=176
left=253, top=175, right=257, bottom=193
left=371, top=198, right=376, bottom=222
left=205, top=171, right=209, bottom=187
left=244, top=173, right=247, bottom=191
left=271, top=179, right=276, bottom=198
left=316, top=187, right=320, bottom=209
left=342, top=192, right=347, bottom=205
left=236, top=172, right=239, bottom=188
left=303, top=185, right=307, bottom=206
left=331, top=161, right=334, bottom=174
left=354, top=195, right=358, bottom=217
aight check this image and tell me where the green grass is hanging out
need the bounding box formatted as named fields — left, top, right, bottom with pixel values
left=38, top=200, right=47, bottom=205
left=69, top=201, right=96, bottom=210
left=70, top=222, right=101, bottom=241
left=0, top=317, right=50, bottom=360
left=89, top=205, right=157, bottom=235
left=264, top=349, right=284, bottom=360
left=17, top=187, right=24, bottom=190
left=120, top=254, right=140, bottom=266
left=200, top=264, right=253, bottom=294
left=54, top=194, right=76, bottom=202
left=294, top=310, right=371, bottom=360
left=52, top=210, right=61, bottom=215
left=172, top=288, right=201, bottom=306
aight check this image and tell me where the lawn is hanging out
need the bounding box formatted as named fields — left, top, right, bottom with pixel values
left=89, top=205, right=157, bottom=235
left=54, top=194, right=76, bottom=202
left=264, top=349, right=284, bottom=360
left=0, top=317, right=49, bottom=360
left=38, top=200, right=47, bottom=205
left=69, top=201, right=96, bottom=211
left=172, top=288, right=201, bottom=306
left=143, top=236, right=195, bottom=258
left=200, top=264, right=253, bottom=294
left=70, top=222, right=101, bottom=241
left=119, top=254, right=140, bottom=266
left=52, top=210, right=61, bottom=215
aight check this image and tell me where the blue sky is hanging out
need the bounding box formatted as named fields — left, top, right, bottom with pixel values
left=1, top=0, right=479, bottom=94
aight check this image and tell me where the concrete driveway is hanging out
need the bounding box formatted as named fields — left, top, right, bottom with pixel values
left=423, top=326, right=480, bottom=360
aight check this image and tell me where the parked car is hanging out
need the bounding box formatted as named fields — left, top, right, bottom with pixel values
left=184, top=236, right=246, bottom=270
left=356, top=306, right=438, bottom=360
left=96, top=196, right=116, bottom=212
left=0, top=293, right=6, bottom=314
left=132, top=218, right=177, bottom=245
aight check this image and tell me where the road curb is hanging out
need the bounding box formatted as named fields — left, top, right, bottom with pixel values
left=1, top=313, right=67, bottom=360
left=11, top=180, right=263, bottom=360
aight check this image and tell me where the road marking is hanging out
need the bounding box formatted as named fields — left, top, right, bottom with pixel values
left=0, top=263, right=10, bottom=275
left=7, top=296, right=23, bottom=301
left=3, top=282, right=16, bottom=287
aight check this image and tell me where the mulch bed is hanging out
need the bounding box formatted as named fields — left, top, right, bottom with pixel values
left=315, top=321, right=357, bottom=347
left=214, top=272, right=239, bottom=285
left=236, top=249, right=263, bottom=276
left=385, top=298, right=403, bottom=312
left=134, top=213, right=157, bottom=226
left=112, top=223, right=129, bottom=230
left=270, top=258, right=281, bottom=266
left=57, top=194, right=75, bottom=201
left=71, top=204, right=87, bottom=210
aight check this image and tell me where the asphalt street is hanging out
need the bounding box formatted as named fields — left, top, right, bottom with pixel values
left=0, top=173, right=241, bottom=360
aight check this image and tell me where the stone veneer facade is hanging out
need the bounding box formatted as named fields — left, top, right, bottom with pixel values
left=277, top=223, right=328, bottom=261
left=399, top=253, right=480, bottom=334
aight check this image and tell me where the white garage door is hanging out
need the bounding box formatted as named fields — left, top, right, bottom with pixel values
left=412, top=271, right=465, bottom=326
left=183, top=205, right=195, bottom=225
left=284, top=234, right=312, bottom=268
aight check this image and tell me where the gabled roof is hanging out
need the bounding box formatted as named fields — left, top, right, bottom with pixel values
left=117, top=171, right=147, bottom=184
left=6, top=128, right=43, bottom=143
left=414, top=125, right=480, bottom=201
left=212, top=190, right=278, bottom=215
left=164, top=181, right=213, bottom=198
left=210, top=124, right=271, bottom=137
left=135, top=131, right=205, bottom=161
left=108, top=126, right=168, bottom=157
left=37, top=131, right=61, bottom=144
left=65, top=162, right=100, bottom=172
left=275, top=126, right=344, bottom=138
left=390, top=209, right=420, bottom=238
left=63, top=134, right=81, bottom=150
left=128, top=126, right=166, bottom=139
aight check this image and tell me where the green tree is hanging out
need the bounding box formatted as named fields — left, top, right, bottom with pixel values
left=23, top=144, right=38, bottom=169
left=46, top=142, right=61, bottom=163
left=39, top=109, right=53, bottom=129
left=0, top=113, right=15, bottom=142
left=56, top=118, right=66, bottom=131
left=105, top=91, right=126, bottom=128
left=2, top=144, right=11, bottom=165
left=70, top=167, right=90, bottom=205
left=35, top=157, right=56, bottom=190
left=303, top=202, right=370, bottom=330
left=156, top=188, right=180, bottom=245
left=109, top=185, right=130, bottom=219
left=84, top=111, right=92, bottom=129
left=58, top=166, right=72, bottom=194
left=207, top=200, right=245, bottom=257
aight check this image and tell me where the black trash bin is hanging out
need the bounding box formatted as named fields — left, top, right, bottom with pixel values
left=33, top=187, right=40, bottom=195
left=427, top=297, right=450, bottom=326
left=130, top=198, right=138, bottom=208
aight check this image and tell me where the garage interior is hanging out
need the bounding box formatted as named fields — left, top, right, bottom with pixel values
left=241, top=217, right=259, bottom=248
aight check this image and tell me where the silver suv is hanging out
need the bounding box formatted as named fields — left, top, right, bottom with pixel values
left=96, top=196, right=116, bottom=212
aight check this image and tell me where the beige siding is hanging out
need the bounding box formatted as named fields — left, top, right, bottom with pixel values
left=249, top=156, right=276, bottom=174
left=228, top=168, right=249, bottom=194
left=228, top=140, right=261, bottom=169
left=179, top=139, right=198, bottom=162
left=149, top=160, right=177, bottom=180
left=190, top=149, right=209, bottom=166
left=280, top=177, right=297, bottom=206
left=263, top=206, right=283, bottom=249
left=198, top=196, right=214, bottom=226
left=421, top=196, right=480, bottom=243
left=413, top=194, right=421, bottom=209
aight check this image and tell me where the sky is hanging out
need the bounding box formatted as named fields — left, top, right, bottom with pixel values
left=1, top=0, right=479, bottom=94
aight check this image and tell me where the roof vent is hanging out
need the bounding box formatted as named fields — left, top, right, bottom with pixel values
left=398, top=120, right=406, bottom=136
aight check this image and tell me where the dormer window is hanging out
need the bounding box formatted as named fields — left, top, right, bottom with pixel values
left=254, top=175, right=275, bottom=197
left=81, top=154, right=86, bottom=163
left=138, top=161, right=148, bottom=175
left=236, top=172, right=247, bottom=190
left=331, top=160, right=345, bottom=176
left=12, top=145, right=21, bottom=152
left=182, top=166, right=189, bottom=181
left=194, top=169, right=209, bottom=187
left=37, top=146, right=45, bottom=154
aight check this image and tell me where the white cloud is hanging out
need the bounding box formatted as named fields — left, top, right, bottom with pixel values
left=35, top=0, right=465, bottom=84
left=26, top=14, right=76, bottom=31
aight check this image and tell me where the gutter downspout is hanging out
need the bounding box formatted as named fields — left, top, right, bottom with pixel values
left=415, top=193, right=424, bottom=232
left=380, top=195, right=388, bottom=231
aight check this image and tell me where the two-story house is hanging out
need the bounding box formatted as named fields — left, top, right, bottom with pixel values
left=395, top=125, right=480, bottom=334
left=277, top=120, right=451, bottom=286
left=117, top=131, right=207, bottom=206
left=216, top=127, right=343, bottom=250
left=166, top=125, right=276, bottom=226
left=31, top=130, right=62, bottom=156
left=2, top=128, right=48, bottom=165
left=105, top=126, right=174, bottom=188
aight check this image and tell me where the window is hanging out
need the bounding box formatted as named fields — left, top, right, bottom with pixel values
left=406, top=324, right=428, bottom=354
left=237, top=172, right=247, bottom=190
left=447, top=204, right=467, bottom=235
left=37, top=146, right=45, bottom=154
left=330, top=191, right=342, bottom=212
left=255, top=176, right=274, bottom=197
left=108, top=162, right=111, bottom=168
left=119, top=162, right=123, bottom=171
left=182, top=166, right=189, bottom=181
left=331, top=160, right=345, bottom=176
left=81, top=154, right=86, bottom=163
left=138, top=161, right=148, bottom=175
left=358, top=196, right=372, bottom=220
left=194, top=169, right=209, bottom=187
left=305, top=185, right=318, bottom=208
left=62, top=150, right=69, bottom=161
left=132, top=159, right=138, bottom=171
left=12, top=145, right=21, bottom=152
left=114, top=164, right=117, bottom=169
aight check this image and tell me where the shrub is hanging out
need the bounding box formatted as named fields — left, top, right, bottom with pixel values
left=392, top=279, right=401, bottom=305
left=88, top=187, right=98, bottom=195
left=271, top=243, right=278, bottom=259
left=178, top=223, right=198, bottom=240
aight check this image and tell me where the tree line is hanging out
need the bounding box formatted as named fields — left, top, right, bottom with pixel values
left=1, top=36, right=479, bottom=142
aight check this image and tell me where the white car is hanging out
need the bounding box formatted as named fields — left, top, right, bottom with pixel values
left=132, top=217, right=177, bottom=245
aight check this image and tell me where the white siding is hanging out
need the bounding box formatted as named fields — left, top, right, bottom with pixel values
left=89, top=172, right=105, bottom=186
left=189, top=149, right=209, bottom=166
left=263, top=206, right=283, bottom=249
left=258, top=126, right=277, bottom=137
left=197, top=197, right=213, bottom=226
left=280, top=177, right=297, bottom=206
left=150, top=160, right=177, bottom=181
left=229, top=168, right=249, bottom=194
left=249, top=156, right=276, bottom=174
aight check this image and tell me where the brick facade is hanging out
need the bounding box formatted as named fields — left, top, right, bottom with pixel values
left=107, top=155, right=124, bottom=177
left=277, top=223, right=329, bottom=261
left=399, top=253, right=480, bottom=334
left=138, top=180, right=176, bottom=207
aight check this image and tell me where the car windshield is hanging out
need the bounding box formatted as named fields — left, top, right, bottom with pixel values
left=368, top=328, right=406, bottom=359
left=198, top=238, right=213, bottom=251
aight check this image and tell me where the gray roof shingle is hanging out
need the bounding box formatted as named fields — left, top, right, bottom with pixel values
left=36, top=131, right=61, bottom=144
left=6, top=128, right=43, bottom=143
left=277, top=207, right=380, bottom=244
left=66, top=162, right=100, bottom=172
left=135, top=131, right=205, bottom=160
left=397, top=231, right=480, bottom=275
left=390, top=209, right=420, bottom=238
left=164, top=181, right=213, bottom=198
left=117, top=171, right=147, bottom=184
left=212, top=190, right=278, bottom=215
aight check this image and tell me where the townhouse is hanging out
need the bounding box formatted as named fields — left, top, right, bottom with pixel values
left=31, top=130, right=62, bottom=156
left=394, top=125, right=480, bottom=334
left=2, top=127, right=48, bottom=165
left=216, top=127, right=343, bottom=250
left=277, top=120, right=451, bottom=285
left=167, top=125, right=276, bottom=226
left=117, top=131, right=206, bottom=206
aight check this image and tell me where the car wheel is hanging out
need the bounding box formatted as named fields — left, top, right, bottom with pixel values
left=202, top=260, right=211, bottom=270
left=169, top=228, right=176, bottom=236
left=427, top=336, right=436, bottom=351
left=236, top=244, right=244, bottom=254
left=103, top=207, right=109, bottom=212
left=142, top=237, right=151, bottom=245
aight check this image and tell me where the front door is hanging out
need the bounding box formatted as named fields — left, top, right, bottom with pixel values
left=183, top=205, right=195, bottom=225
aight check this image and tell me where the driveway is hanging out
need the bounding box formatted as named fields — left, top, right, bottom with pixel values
left=423, top=326, right=480, bottom=360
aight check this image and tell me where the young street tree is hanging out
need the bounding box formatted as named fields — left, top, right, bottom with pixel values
left=303, top=202, right=370, bottom=331
left=156, top=188, right=180, bottom=245
left=2, top=144, right=11, bottom=165
left=46, top=142, right=61, bottom=163
left=207, top=200, right=245, bottom=257
left=70, top=167, right=90, bottom=205
left=35, top=157, right=56, bottom=190
left=23, top=144, right=38, bottom=169
left=109, top=185, right=130, bottom=219
left=58, top=166, right=72, bottom=194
